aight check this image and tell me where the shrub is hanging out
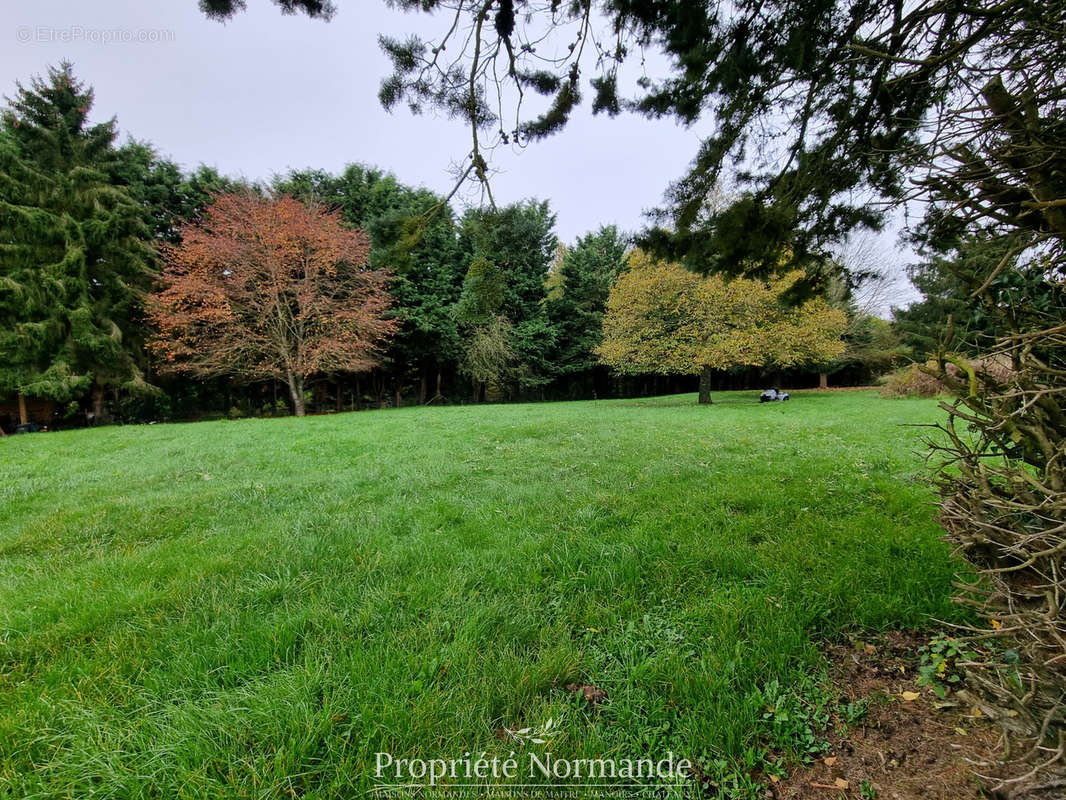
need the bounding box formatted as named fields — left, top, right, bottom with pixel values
left=880, top=357, right=1014, bottom=399
left=878, top=364, right=948, bottom=398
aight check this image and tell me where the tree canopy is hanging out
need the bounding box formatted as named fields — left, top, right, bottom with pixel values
left=148, top=193, right=397, bottom=415
left=598, top=251, right=847, bottom=403
left=0, top=63, right=152, bottom=418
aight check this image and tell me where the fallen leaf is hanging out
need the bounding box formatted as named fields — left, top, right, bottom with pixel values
left=835, top=778, right=849, bottom=789
left=990, top=619, right=1001, bottom=629
left=823, top=756, right=837, bottom=766
left=768, top=774, right=780, bottom=784
left=901, top=691, right=921, bottom=702
left=863, top=643, right=876, bottom=655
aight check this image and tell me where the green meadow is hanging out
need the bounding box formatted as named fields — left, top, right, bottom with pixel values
left=0, top=391, right=964, bottom=798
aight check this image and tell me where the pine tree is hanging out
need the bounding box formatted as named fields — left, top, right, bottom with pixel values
left=0, top=63, right=152, bottom=422
left=458, top=201, right=558, bottom=392
left=547, top=225, right=628, bottom=377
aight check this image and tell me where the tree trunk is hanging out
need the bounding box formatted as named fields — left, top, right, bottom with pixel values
left=17, top=392, right=28, bottom=425
left=698, top=365, right=714, bottom=405
left=92, top=386, right=106, bottom=423
left=395, top=381, right=402, bottom=408
left=355, top=378, right=362, bottom=410
left=819, top=372, right=828, bottom=389
left=286, top=371, right=305, bottom=416
left=419, top=373, right=427, bottom=405
left=336, top=382, right=343, bottom=413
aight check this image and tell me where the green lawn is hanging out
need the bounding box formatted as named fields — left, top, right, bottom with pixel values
left=0, top=391, right=964, bottom=798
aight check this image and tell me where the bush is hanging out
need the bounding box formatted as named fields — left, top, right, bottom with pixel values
left=880, top=357, right=1014, bottom=399
left=878, top=364, right=948, bottom=398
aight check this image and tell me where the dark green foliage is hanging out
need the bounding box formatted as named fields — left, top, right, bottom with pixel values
left=111, top=142, right=247, bottom=244
left=457, top=201, right=559, bottom=391
left=0, top=64, right=153, bottom=407
left=198, top=0, right=334, bottom=20
left=374, top=192, right=466, bottom=392
left=547, top=225, right=628, bottom=375
left=454, top=257, right=506, bottom=325
left=893, top=234, right=1064, bottom=361
left=274, top=164, right=406, bottom=234
left=892, top=235, right=1010, bottom=359
left=460, top=201, right=557, bottom=327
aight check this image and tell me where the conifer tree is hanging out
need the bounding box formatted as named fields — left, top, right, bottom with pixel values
left=0, top=63, right=152, bottom=422
left=547, top=225, right=628, bottom=376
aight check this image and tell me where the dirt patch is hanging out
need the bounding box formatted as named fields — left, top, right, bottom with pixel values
left=566, top=682, right=608, bottom=705
left=768, top=631, right=1002, bottom=800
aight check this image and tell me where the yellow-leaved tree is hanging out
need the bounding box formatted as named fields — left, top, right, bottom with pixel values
left=596, top=251, right=847, bottom=403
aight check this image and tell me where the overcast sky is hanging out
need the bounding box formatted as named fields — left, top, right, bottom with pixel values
left=2, top=0, right=918, bottom=311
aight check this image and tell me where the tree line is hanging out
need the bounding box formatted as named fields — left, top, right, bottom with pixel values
left=0, top=62, right=895, bottom=429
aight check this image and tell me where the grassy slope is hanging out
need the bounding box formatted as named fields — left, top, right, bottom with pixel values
left=0, top=391, right=963, bottom=797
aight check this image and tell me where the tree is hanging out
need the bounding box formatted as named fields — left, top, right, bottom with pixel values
left=148, top=193, right=397, bottom=416
left=457, top=201, right=559, bottom=394
left=453, top=255, right=510, bottom=400
left=815, top=272, right=904, bottom=386
left=0, top=63, right=152, bottom=422
left=113, top=142, right=250, bottom=245
left=457, top=314, right=515, bottom=398
left=546, top=225, right=628, bottom=378
left=892, top=234, right=1024, bottom=360
left=276, top=165, right=467, bottom=404
left=598, top=252, right=846, bottom=404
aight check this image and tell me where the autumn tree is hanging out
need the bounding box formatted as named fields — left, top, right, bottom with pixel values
left=149, top=193, right=397, bottom=416
left=598, top=252, right=847, bottom=404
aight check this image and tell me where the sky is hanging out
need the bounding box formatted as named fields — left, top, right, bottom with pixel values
left=1, top=0, right=919, bottom=311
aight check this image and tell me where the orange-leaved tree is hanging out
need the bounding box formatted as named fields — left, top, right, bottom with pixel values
left=596, top=251, right=847, bottom=403
left=149, top=193, right=397, bottom=415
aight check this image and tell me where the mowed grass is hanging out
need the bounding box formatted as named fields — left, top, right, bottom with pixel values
left=0, top=391, right=964, bottom=798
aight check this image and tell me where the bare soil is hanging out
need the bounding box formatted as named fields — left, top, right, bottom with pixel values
left=769, top=631, right=1003, bottom=800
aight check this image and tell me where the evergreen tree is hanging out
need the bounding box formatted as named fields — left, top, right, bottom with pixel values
left=547, top=225, right=628, bottom=377
left=370, top=186, right=465, bottom=403
left=0, top=63, right=152, bottom=421
left=458, top=201, right=558, bottom=392
left=112, top=142, right=247, bottom=244
left=892, top=234, right=1017, bottom=359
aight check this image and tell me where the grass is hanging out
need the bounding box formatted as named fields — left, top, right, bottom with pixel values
left=0, top=390, right=965, bottom=798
